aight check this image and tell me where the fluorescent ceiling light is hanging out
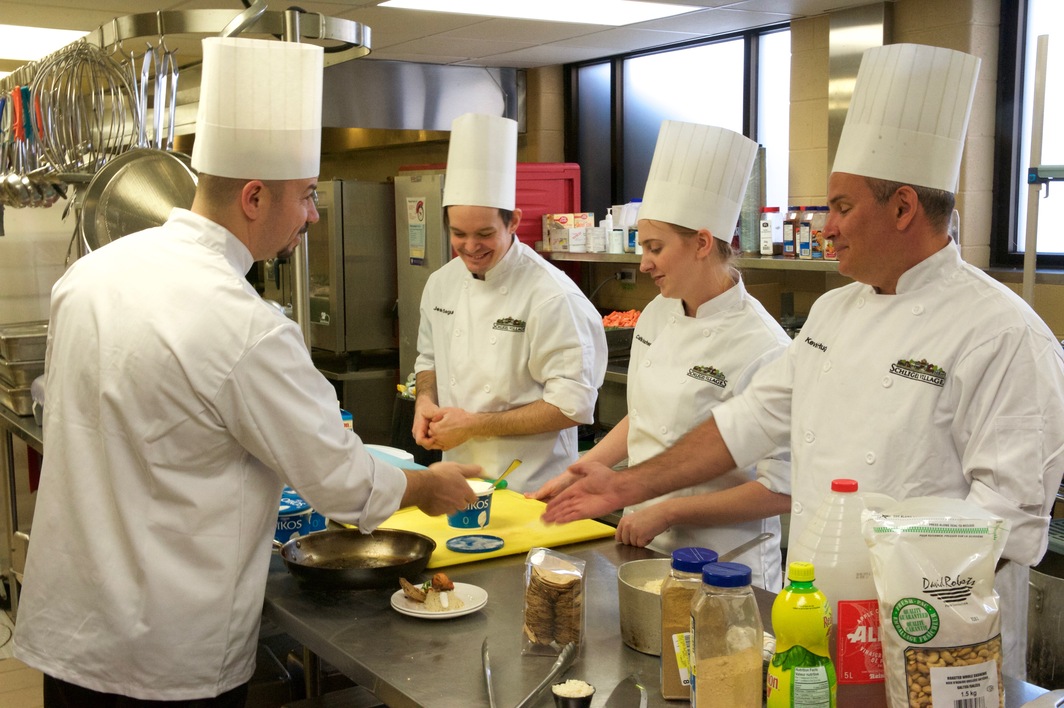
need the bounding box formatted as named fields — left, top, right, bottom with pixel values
left=379, top=0, right=695, bottom=26
left=0, top=24, right=87, bottom=63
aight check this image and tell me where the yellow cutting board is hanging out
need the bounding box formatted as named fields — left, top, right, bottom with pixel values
left=379, top=488, right=616, bottom=568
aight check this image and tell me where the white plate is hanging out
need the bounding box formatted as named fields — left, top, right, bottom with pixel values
left=390, top=582, right=488, bottom=619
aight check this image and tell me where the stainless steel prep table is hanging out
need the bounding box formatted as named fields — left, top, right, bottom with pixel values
left=0, top=403, right=42, bottom=617
left=263, top=538, right=1049, bottom=707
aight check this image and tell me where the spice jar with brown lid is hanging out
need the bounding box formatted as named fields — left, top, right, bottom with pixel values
left=660, top=546, right=718, bottom=699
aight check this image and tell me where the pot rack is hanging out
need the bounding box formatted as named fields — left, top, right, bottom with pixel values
left=0, top=2, right=367, bottom=347
left=0, top=4, right=370, bottom=92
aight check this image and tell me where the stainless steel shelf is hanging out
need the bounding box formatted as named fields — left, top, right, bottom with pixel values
left=544, top=251, right=840, bottom=272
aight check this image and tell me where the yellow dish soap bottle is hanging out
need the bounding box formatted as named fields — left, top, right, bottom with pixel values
left=766, top=561, right=836, bottom=707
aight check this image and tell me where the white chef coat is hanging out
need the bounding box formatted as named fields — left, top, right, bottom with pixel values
left=624, top=275, right=791, bottom=590
left=713, top=243, right=1064, bottom=677
left=415, top=238, right=606, bottom=492
left=14, top=210, right=408, bottom=700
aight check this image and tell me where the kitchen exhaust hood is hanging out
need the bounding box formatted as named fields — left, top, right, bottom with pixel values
left=320, top=59, right=523, bottom=152
left=174, top=59, right=524, bottom=154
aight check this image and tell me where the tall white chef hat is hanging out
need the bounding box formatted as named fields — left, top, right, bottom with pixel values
left=192, top=37, right=323, bottom=180
left=832, top=43, right=980, bottom=193
left=638, top=121, right=758, bottom=243
left=441, top=113, right=518, bottom=210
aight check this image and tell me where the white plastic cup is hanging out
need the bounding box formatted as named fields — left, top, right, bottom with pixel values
left=447, top=480, right=495, bottom=528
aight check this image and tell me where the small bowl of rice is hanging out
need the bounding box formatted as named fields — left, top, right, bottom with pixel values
left=552, top=679, right=594, bottom=707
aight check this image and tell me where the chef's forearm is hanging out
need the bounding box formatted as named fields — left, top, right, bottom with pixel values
left=414, top=370, right=439, bottom=409
left=659, top=481, right=790, bottom=528
left=623, top=416, right=737, bottom=500
left=469, top=399, right=578, bottom=438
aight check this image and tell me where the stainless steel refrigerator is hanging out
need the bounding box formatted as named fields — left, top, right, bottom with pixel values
left=393, top=169, right=453, bottom=378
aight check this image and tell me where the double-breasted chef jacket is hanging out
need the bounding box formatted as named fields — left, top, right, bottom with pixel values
left=415, top=237, right=607, bottom=492
left=15, top=210, right=407, bottom=701
left=712, top=242, right=1064, bottom=677
left=625, top=274, right=791, bottom=590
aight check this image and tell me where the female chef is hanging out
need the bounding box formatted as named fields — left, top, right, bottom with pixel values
left=534, top=121, right=791, bottom=590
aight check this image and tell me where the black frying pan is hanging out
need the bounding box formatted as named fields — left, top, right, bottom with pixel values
left=275, top=528, right=436, bottom=590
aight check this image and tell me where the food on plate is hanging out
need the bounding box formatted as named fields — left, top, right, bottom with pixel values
left=399, top=577, right=426, bottom=602
left=399, top=572, right=465, bottom=612
left=431, top=572, right=454, bottom=592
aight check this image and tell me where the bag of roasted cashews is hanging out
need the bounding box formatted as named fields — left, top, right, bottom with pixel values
left=862, top=498, right=1009, bottom=708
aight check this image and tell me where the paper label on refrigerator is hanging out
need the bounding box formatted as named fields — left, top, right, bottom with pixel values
left=405, top=197, right=426, bottom=265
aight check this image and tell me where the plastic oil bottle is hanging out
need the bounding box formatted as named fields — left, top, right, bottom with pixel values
left=690, top=562, right=764, bottom=708
left=766, top=561, right=836, bottom=707
left=787, top=479, right=891, bottom=707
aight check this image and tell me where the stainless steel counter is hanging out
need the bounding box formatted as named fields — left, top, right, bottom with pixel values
left=263, top=538, right=1049, bottom=707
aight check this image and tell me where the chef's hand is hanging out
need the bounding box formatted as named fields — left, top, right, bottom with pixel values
left=412, top=399, right=440, bottom=449
left=425, top=407, right=476, bottom=451
left=541, top=460, right=627, bottom=524
left=527, top=469, right=580, bottom=503
left=402, top=462, right=481, bottom=516
left=615, top=505, right=669, bottom=548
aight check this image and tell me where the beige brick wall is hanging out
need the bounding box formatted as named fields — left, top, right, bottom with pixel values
left=789, top=0, right=1002, bottom=267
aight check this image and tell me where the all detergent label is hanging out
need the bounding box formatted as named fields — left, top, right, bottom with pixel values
left=837, top=599, right=884, bottom=683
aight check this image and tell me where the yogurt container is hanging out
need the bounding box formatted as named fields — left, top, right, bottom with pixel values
left=447, top=480, right=495, bottom=529
left=277, top=487, right=326, bottom=543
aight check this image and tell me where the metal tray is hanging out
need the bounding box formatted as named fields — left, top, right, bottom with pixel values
left=0, top=356, right=45, bottom=387
left=0, top=321, right=48, bottom=362
left=0, top=381, right=33, bottom=416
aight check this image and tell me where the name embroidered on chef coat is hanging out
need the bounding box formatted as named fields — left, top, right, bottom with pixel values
left=687, top=365, right=727, bottom=388
left=434, top=306, right=454, bottom=316
left=635, top=334, right=652, bottom=346
left=889, top=358, right=947, bottom=387
left=804, top=336, right=828, bottom=352
left=492, top=317, right=526, bottom=332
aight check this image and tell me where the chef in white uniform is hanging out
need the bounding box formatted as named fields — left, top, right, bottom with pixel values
left=413, top=113, right=607, bottom=493
left=15, top=37, right=478, bottom=707
left=543, top=44, right=1064, bottom=679
left=533, top=122, right=790, bottom=590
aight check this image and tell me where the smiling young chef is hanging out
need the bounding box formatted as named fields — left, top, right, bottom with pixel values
left=14, top=37, right=479, bottom=707
left=412, top=113, right=607, bottom=493
left=533, top=122, right=790, bottom=590
left=542, top=43, right=1064, bottom=679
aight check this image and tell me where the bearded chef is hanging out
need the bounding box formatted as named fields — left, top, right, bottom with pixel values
left=15, top=37, right=479, bottom=707
left=542, top=43, right=1064, bottom=680
left=412, top=113, right=607, bottom=493
left=533, top=122, right=790, bottom=591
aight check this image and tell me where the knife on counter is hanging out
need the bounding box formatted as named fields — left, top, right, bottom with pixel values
left=482, top=637, right=498, bottom=708
left=604, top=674, right=648, bottom=708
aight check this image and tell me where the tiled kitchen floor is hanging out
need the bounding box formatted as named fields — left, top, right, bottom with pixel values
left=0, top=610, right=43, bottom=708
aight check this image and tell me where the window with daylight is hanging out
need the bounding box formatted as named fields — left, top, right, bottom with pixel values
left=569, top=27, right=791, bottom=225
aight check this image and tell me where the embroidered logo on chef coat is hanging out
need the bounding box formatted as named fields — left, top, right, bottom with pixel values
left=687, top=365, right=727, bottom=388
left=635, top=334, right=652, bottom=346
left=434, top=306, right=454, bottom=316
left=492, top=317, right=526, bottom=333
left=889, top=358, right=947, bottom=387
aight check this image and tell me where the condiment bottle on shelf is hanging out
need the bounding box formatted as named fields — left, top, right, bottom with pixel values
left=788, top=479, right=892, bottom=707
left=660, top=546, right=717, bottom=700
left=690, top=561, right=764, bottom=708
left=766, top=561, right=836, bottom=707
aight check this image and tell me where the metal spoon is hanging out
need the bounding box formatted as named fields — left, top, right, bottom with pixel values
left=492, top=458, right=522, bottom=489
